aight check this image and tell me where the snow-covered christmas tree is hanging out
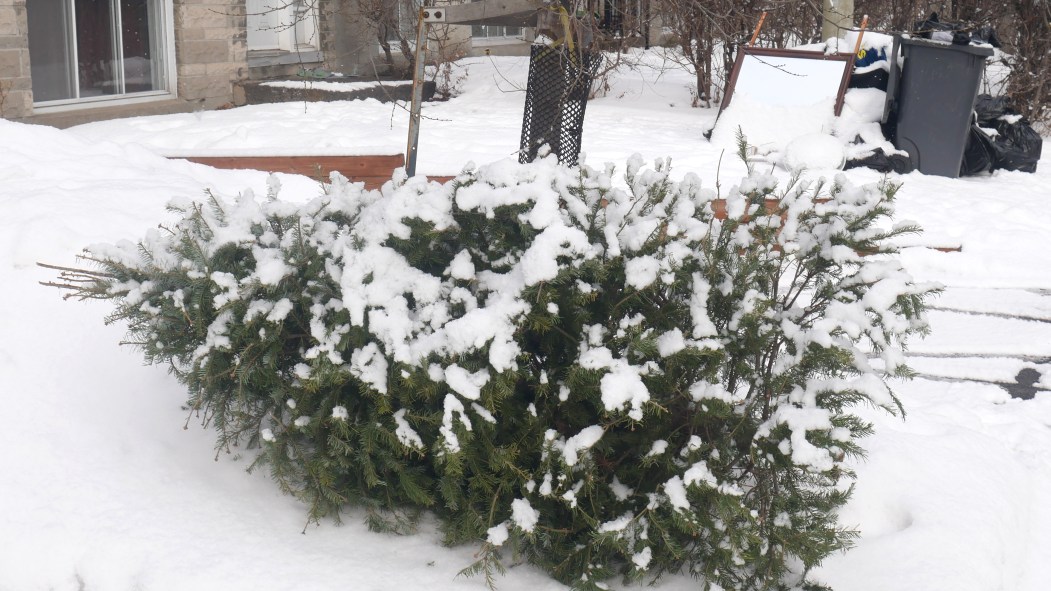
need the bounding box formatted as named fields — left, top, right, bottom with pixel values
left=49, top=150, right=936, bottom=591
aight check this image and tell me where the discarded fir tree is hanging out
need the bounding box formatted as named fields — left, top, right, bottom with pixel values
left=45, top=146, right=936, bottom=591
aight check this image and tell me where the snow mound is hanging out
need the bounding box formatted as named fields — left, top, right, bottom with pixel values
left=783, top=133, right=846, bottom=171
left=709, top=94, right=836, bottom=154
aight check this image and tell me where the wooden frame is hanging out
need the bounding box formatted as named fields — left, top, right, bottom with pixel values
left=721, top=46, right=856, bottom=116
left=176, top=154, right=455, bottom=189
left=174, top=154, right=959, bottom=252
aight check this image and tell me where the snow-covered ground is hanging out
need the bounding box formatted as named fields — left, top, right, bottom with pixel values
left=1, top=50, right=1050, bottom=591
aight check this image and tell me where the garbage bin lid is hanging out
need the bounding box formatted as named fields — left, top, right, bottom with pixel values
left=898, top=35, right=995, bottom=56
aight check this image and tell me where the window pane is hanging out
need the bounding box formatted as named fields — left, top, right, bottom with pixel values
left=247, top=0, right=281, bottom=50
left=120, top=0, right=161, bottom=93
left=473, top=25, right=522, bottom=39
left=27, top=0, right=77, bottom=101
left=76, top=0, right=118, bottom=97
left=147, top=0, right=167, bottom=90
left=29, top=0, right=169, bottom=104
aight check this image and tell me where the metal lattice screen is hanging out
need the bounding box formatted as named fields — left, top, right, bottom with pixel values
left=519, top=45, right=601, bottom=166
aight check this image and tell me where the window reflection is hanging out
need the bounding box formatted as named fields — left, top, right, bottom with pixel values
left=76, top=0, right=118, bottom=97
left=27, top=0, right=167, bottom=104
left=121, top=0, right=155, bottom=93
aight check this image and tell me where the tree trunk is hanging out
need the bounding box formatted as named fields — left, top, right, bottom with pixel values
left=378, top=36, right=394, bottom=70
left=821, top=0, right=855, bottom=41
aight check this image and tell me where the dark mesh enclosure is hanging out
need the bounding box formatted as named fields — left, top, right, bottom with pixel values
left=519, top=45, right=601, bottom=166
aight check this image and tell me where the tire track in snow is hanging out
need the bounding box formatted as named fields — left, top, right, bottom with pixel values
left=927, top=306, right=1051, bottom=325
left=907, top=371, right=1050, bottom=400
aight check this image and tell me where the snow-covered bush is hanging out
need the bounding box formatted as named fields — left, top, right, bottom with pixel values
left=54, top=154, right=935, bottom=590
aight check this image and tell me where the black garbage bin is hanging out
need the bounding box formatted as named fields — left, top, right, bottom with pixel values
left=883, top=36, right=994, bottom=177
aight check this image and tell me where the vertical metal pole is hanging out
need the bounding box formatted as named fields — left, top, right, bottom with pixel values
left=405, top=9, right=428, bottom=178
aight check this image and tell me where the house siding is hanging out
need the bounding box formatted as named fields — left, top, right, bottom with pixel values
left=174, top=0, right=248, bottom=108
left=316, top=0, right=384, bottom=77
left=0, top=0, right=30, bottom=119
left=0, top=0, right=250, bottom=125
left=0, top=0, right=615, bottom=126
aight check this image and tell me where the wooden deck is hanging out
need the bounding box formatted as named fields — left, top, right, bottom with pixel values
left=175, top=154, right=961, bottom=253
left=179, top=154, right=427, bottom=190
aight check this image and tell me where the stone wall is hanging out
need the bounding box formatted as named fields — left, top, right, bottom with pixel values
left=174, top=0, right=249, bottom=107
left=0, top=0, right=31, bottom=118
left=318, top=0, right=380, bottom=77
left=318, top=0, right=477, bottom=77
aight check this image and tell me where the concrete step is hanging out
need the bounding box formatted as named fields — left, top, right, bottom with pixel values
left=239, top=78, right=436, bottom=105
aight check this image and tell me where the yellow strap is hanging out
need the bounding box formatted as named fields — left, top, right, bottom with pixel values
left=541, top=5, right=576, bottom=52
left=557, top=6, right=575, bottom=53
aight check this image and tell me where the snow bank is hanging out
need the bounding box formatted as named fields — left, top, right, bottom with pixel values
left=2, top=45, right=1050, bottom=591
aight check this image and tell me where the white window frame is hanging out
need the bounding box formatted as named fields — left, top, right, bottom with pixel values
left=471, top=24, right=526, bottom=47
left=247, top=0, right=320, bottom=54
left=374, top=0, right=420, bottom=55
left=32, top=0, right=178, bottom=113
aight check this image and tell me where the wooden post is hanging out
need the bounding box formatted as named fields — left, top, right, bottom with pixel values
left=852, top=14, right=870, bottom=56
left=749, top=12, right=768, bottom=46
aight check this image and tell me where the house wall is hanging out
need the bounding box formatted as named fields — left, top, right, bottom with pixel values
left=318, top=0, right=377, bottom=76
left=432, top=24, right=473, bottom=63
left=468, top=30, right=534, bottom=58
left=245, top=0, right=325, bottom=80
left=0, top=1, right=665, bottom=125
left=317, top=1, right=473, bottom=77
left=0, top=0, right=30, bottom=119
left=2, top=0, right=249, bottom=125
left=174, top=0, right=249, bottom=108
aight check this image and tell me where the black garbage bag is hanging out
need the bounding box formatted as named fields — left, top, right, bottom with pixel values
left=961, top=124, right=996, bottom=175
left=850, top=45, right=889, bottom=90
left=914, top=12, right=971, bottom=45
left=972, top=24, right=1002, bottom=48
left=913, top=13, right=1002, bottom=47
left=845, top=148, right=914, bottom=174
left=849, top=68, right=889, bottom=91
left=968, top=94, right=1043, bottom=173
left=988, top=120, right=1043, bottom=173
left=974, top=94, right=1008, bottom=123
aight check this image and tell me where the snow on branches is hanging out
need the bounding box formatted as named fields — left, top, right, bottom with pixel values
left=52, top=153, right=936, bottom=591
